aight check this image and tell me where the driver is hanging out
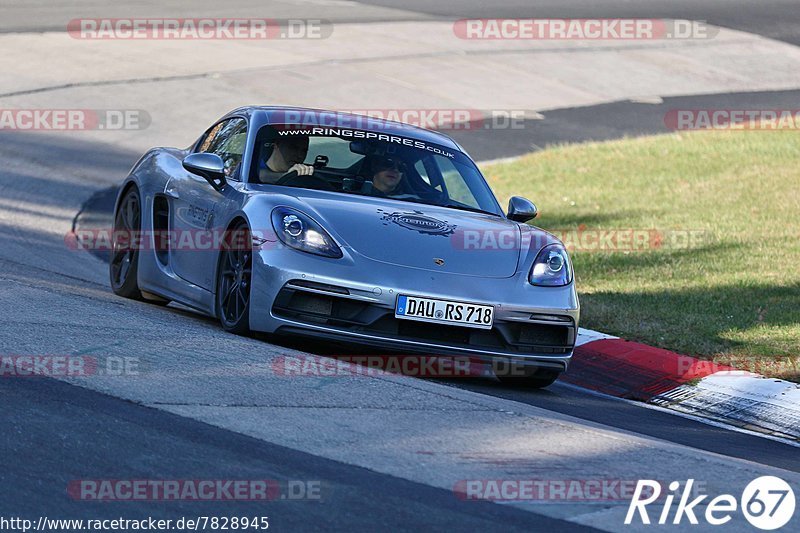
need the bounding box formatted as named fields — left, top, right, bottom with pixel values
left=259, top=135, right=315, bottom=184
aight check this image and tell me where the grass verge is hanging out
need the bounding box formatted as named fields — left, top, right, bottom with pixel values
left=481, top=130, right=800, bottom=380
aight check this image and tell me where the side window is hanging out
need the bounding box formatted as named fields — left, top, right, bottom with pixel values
left=198, top=118, right=248, bottom=181
left=198, top=122, right=223, bottom=153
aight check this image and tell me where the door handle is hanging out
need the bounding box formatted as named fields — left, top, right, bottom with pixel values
left=164, top=187, right=179, bottom=199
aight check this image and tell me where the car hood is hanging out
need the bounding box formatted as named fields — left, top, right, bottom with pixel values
left=278, top=191, right=528, bottom=278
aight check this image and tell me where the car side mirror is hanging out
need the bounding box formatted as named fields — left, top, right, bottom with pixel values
left=507, top=196, right=538, bottom=223
left=183, top=153, right=226, bottom=192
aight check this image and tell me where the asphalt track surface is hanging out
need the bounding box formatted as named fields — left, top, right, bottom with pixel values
left=3, top=1, right=800, bottom=531
left=2, top=377, right=589, bottom=532
left=4, top=0, right=800, bottom=46
left=359, top=0, right=800, bottom=46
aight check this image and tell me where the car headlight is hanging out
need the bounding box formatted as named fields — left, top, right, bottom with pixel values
left=529, top=244, right=573, bottom=286
left=271, top=207, right=342, bottom=258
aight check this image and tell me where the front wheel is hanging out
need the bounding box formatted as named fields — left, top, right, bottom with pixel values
left=216, top=223, right=253, bottom=335
left=109, top=187, right=143, bottom=299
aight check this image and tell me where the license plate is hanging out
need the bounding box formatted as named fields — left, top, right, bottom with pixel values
left=395, top=295, right=494, bottom=329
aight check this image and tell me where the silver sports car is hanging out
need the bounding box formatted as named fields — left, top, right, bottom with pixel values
left=110, top=107, right=579, bottom=387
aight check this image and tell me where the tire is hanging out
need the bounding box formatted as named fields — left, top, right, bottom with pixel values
left=109, top=186, right=143, bottom=300
left=216, top=222, right=253, bottom=335
left=495, top=367, right=561, bottom=389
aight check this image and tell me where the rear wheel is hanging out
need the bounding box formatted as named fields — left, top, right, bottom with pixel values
left=495, top=367, right=561, bottom=389
left=216, top=222, right=253, bottom=335
left=109, top=187, right=143, bottom=299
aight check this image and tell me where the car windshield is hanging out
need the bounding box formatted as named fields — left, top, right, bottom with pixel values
left=249, top=125, right=503, bottom=216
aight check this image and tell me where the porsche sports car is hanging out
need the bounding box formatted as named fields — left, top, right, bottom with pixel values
left=110, top=106, right=579, bottom=387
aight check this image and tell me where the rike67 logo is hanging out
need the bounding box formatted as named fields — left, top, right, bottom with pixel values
left=626, top=477, right=795, bottom=530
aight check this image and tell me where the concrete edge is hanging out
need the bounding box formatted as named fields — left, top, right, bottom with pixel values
left=571, top=328, right=800, bottom=441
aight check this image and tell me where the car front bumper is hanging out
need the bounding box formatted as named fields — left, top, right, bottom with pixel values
left=249, top=246, right=580, bottom=371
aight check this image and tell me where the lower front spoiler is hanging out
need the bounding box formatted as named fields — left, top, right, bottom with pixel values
left=273, top=322, right=573, bottom=373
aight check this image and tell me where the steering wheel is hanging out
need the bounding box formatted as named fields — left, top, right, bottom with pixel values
left=275, top=170, right=335, bottom=191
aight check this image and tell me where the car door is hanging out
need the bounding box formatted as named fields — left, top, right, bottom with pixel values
left=167, top=117, right=247, bottom=290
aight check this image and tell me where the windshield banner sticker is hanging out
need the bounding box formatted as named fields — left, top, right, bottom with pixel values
left=276, top=126, right=456, bottom=158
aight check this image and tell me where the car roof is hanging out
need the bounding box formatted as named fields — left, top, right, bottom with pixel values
left=221, top=106, right=465, bottom=153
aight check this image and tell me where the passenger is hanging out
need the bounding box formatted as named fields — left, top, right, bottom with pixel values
left=370, top=155, right=406, bottom=196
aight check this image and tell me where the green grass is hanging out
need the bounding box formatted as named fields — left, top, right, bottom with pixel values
left=481, top=131, right=800, bottom=380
